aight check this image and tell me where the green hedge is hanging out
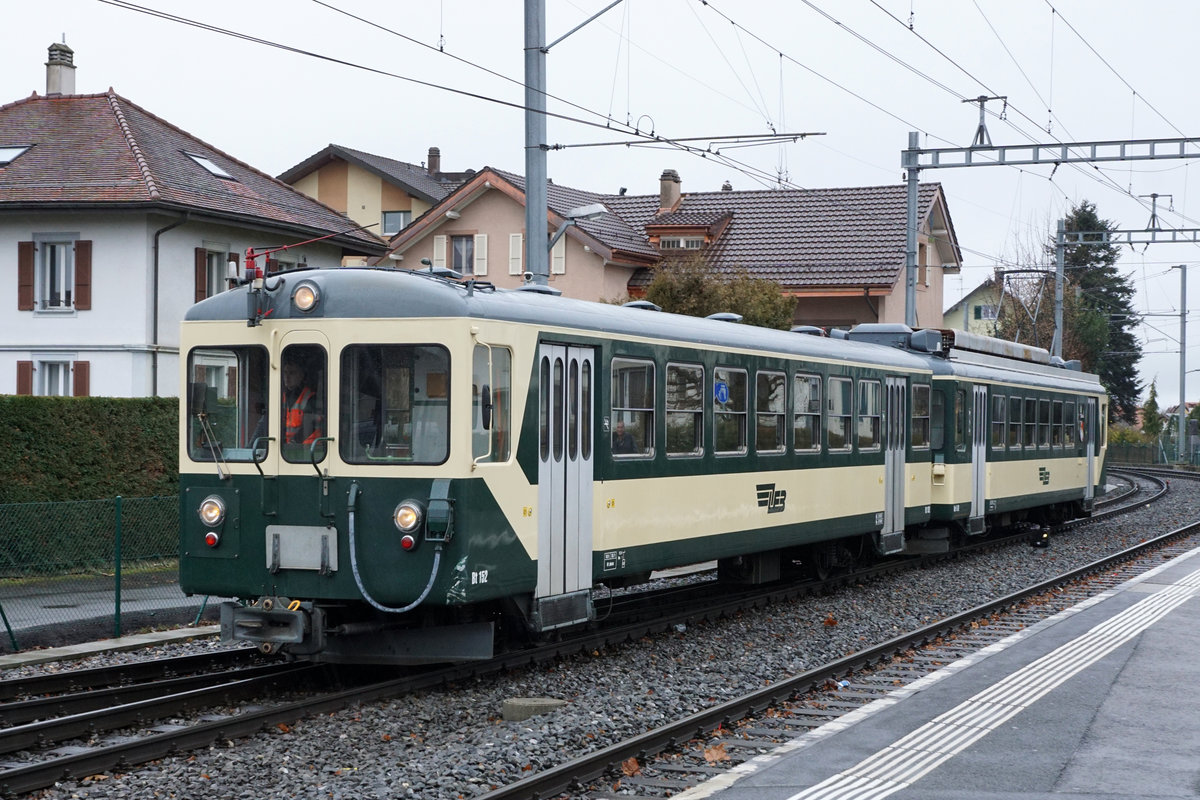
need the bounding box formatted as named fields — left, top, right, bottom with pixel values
left=0, top=396, right=178, bottom=503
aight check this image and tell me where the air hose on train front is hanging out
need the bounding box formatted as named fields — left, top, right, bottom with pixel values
left=347, top=482, right=442, bottom=614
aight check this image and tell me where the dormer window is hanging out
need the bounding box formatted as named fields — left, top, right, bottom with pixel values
left=660, top=237, right=704, bottom=250
left=0, top=145, right=31, bottom=166
left=186, top=152, right=234, bottom=180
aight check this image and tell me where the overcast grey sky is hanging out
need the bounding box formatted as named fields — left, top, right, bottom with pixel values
left=4, top=1, right=1199, bottom=407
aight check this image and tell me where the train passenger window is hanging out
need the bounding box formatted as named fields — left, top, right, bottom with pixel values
left=1064, top=402, right=1076, bottom=447
left=186, top=346, right=269, bottom=463
left=955, top=389, right=967, bottom=451
left=857, top=380, right=881, bottom=450
left=1038, top=399, right=1051, bottom=447
left=471, top=345, right=512, bottom=463
left=911, top=384, right=930, bottom=449
left=991, top=395, right=1006, bottom=449
left=611, top=357, right=654, bottom=457
left=756, top=371, right=787, bottom=454
left=581, top=360, right=592, bottom=460
left=930, top=389, right=945, bottom=450
left=827, top=377, right=852, bottom=452
left=553, top=358, right=564, bottom=461
left=539, top=357, right=550, bottom=461
left=714, top=366, right=748, bottom=455
left=1052, top=400, right=1064, bottom=447
left=793, top=374, right=821, bottom=452
left=282, top=344, right=327, bottom=463
left=666, top=363, right=704, bottom=457
left=1024, top=398, right=1037, bottom=448
left=338, top=345, right=449, bottom=465
left=1008, top=396, right=1023, bottom=448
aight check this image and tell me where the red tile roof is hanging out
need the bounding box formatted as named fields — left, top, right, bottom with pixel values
left=0, top=91, right=385, bottom=252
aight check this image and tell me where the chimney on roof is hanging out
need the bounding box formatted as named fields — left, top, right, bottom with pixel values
left=659, top=169, right=681, bottom=213
left=721, top=181, right=733, bottom=191
left=427, top=146, right=441, bottom=175
left=45, top=42, right=76, bottom=96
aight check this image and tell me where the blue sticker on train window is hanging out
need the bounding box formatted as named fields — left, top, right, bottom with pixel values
left=714, top=381, right=729, bottom=404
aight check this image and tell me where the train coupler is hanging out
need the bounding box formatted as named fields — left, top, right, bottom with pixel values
left=220, top=597, right=326, bottom=653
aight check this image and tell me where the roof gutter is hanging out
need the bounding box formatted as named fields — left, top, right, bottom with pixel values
left=152, top=213, right=188, bottom=396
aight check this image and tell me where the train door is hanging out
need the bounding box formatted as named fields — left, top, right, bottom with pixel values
left=1084, top=397, right=1097, bottom=505
left=969, top=384, right=987, bottom=533
left=535, top=343, right=594, bottom=631
left=879, top=376, right=908, bottom=554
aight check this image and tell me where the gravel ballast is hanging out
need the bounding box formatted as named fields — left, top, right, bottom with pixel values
left=23, top=475, right=1198, bottom=800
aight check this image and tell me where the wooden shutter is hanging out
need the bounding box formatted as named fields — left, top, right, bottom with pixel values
left=432, top=235, right=447, bottom=268
left=194, top=247, right=208, bottom=303
left=72, top=361, right=90, bottom=397
left=73, top=240, right=92, bottom=310
left=551, top=235, right=566, bottom=275
left=473, top=234, right=488, bottom=276
left=16, top=361, right=33, bottom=395
left=508, top=233, right=523, bottom=275
left=17, top=241, right=34, bottom=310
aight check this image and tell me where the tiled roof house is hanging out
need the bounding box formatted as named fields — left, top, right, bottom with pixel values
left=0, top=44, right=386, bottom=398
left=278, top=144, right=473, bottom=238
left=379, top=164, right=962, bottom=328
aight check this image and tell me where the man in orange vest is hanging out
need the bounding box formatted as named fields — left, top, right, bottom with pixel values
left=282, top=358, right=323, bottom=449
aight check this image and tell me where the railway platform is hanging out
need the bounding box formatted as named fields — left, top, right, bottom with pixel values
left=685, top=543, right=1200, bottom=800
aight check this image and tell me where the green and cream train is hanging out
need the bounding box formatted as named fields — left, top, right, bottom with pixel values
left=179, top=266, right=1107, bottom=664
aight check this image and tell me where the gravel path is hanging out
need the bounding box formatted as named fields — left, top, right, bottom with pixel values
left=25, top=475, right=1198, bottom=800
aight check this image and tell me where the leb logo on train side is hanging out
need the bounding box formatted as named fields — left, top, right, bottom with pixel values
left=756, top=483, right=786, bottom=514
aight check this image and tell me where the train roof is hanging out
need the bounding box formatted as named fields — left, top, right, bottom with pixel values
left=184, top=267, right=1105, bottom=396
left=185, top=267, right=933, bottom=371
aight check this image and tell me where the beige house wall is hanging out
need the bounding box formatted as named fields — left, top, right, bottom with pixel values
left=395, top=188, right=636, bottom=300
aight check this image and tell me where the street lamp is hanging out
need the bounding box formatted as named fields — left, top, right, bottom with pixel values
left=547, top=203, right=606, bottom=253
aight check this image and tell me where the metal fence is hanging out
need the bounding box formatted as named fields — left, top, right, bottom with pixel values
left=0, top=496, right=212, bottom=653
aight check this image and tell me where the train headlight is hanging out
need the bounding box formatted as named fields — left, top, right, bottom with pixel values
left=393, top=500, right=424, bottom=534
left=198, top=495, right=226, bottom=527
left=292, top=281, right=320, bottom=313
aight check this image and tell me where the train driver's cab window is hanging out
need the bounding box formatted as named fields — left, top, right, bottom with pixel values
left=472, top=345, right=512, bottom=462
left=714, top=366, right=748, bottom=455
left=338, top=344, right=449, bottom=464
left=911, top=384, right=930, bottom=449
left=281, top=344, right=327, bottom=463
left=666, top=363, right=704, bottom=457
left=611, top=357, right=654, bottom=457
left=930, top=389, right=945, bottom=450
left=186, top=346, right=269, bottom=463
left=827, top=376, right=852, bottom=452
left=793, top=374, right=821, bottom=452
left=991, top=394, right=1006, bottom=449
left=857, top=379, right=881, bottom=450
left=1064, top=402, right=1076, bottom=447
left=1008, top=396, right=1023, bottom=448
left=756, top=370, right=787, bottom=454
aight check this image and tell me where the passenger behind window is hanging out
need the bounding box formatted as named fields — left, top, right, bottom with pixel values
left=612, top=419, right=636, bottom=454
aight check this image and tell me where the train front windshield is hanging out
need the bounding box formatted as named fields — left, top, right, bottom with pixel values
left=186, top=344, right=452, bottom=465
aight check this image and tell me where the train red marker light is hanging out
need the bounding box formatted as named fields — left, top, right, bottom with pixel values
left=204, top=531, right=221, bottom=548
left=400, top=534, right=417, bottom=551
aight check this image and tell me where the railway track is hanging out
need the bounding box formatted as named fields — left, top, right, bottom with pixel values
left=0, top=467, right=1171, bottom=797
left=479, top=467, right=1200, bottom=799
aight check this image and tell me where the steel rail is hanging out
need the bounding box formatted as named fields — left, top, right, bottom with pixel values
left=475, top=469, right=1196, bottom=800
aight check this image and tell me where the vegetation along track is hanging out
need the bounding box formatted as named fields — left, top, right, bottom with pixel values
left=0, top=467, right=1178, bottom=797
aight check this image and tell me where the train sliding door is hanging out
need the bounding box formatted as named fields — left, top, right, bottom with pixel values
left=969, top=384, right=988, bottom=533
left=879, top=376, right=907, bottom=554
left=1084, top=397, right=1097, bottom=506
left=535, top=343, right=595, bottom=631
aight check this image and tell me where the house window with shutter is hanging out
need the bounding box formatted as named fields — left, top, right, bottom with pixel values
left=34, top=359, right=72, bottom=396
left=21, top=235, right=90, bottom=312
left=451, top=235, right=475, bottom=275
left=195, top=246, right=239, bottom=302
